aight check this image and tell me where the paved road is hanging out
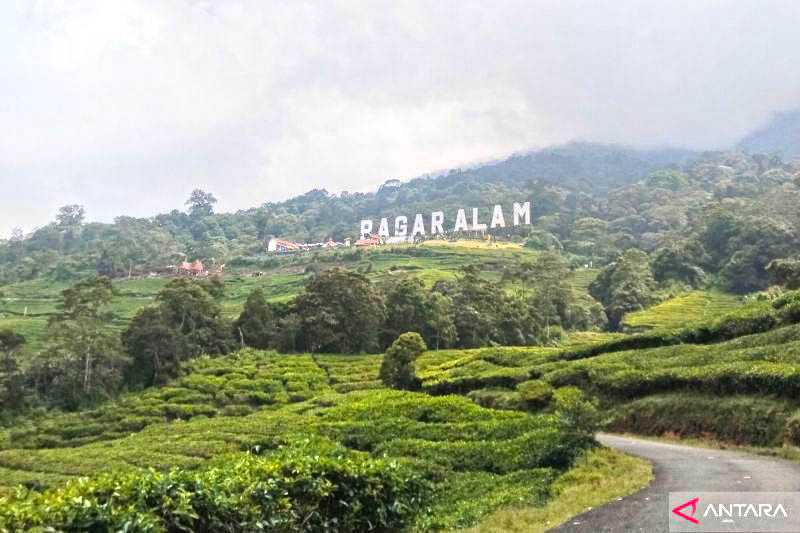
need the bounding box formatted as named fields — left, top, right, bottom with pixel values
left=550, top=433, right=800, bottom=533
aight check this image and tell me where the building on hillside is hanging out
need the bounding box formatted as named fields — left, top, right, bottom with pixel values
left=267, top=238, right=303, bottom=254
left=175, top=259, right=206, bottom=276
left=268, top=237, right=350, bottom=253
left=355, top=234, right=383, bottom=247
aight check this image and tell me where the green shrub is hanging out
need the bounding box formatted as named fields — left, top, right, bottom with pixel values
left=774, top=291, right=800, bottom=324
left=380, top=333, right=427, bottom=390
left=517, top=380, right=555, bottom=410
left=220, top=404, right=253, bottom=417
left=467, top=388, right=523, bottom=410
left=784, top=412, right=800, bottom=446
left=553, top=387, right=598, bottom=438
left=607, top=394, right=792, bottom=446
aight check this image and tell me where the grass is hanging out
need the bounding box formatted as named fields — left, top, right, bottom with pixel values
left=461, top=447, right=652, bottom=533
left=621, top=290, right=742, bottom=332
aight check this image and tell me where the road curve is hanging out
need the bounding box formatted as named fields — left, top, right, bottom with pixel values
left=550, top=433, right=800, bottom=532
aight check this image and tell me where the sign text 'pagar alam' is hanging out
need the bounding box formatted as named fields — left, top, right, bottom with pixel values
left=359, top=201, right=531, bottom=238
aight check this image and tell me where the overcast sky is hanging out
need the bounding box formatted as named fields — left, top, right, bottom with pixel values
left=1, top=0, right=799, bottom=236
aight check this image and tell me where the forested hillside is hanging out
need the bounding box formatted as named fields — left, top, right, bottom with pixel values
left=0, top=142, right=692, bottom=282
left=2, top=141, right=798, bottom=297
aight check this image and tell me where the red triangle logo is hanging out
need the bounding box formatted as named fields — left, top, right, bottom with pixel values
left=672, top=497, right=700, bottom=524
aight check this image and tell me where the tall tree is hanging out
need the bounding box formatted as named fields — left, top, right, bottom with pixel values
left=295, top=268, right=384, bottom=353
left=35, top=277, right=128, bottom=408
left=55, top=205, right=85, bottom=227
left=155, top=278, right=234, bottom=358
left=0, top=330, right=26, bottom=410
left=123, top=307, right=184, bottom=387
left=448, top=266, right=503, bottom=348
left=590, top=250, right=656, bottom=330
left=526, top=252, right=576, bottom=339
left=233, top=289, right=275, bottom=349
left=186, top=189, right=218, bottom=218
left=425, top=292, right=457, bottom=350
left=381, top=277, right=430, bottom=348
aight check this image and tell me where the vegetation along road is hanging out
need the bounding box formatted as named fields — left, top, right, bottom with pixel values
left=552, top=434, right=800, bottom=532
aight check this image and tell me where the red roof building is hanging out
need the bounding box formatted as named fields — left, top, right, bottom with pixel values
left=355, top=234, right=383, bottom=247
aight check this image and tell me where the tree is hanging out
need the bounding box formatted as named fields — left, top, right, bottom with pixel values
left=379, top=332, right=426, bottom=390
left=645, top=169, right=689, bottom=191
left=9, top=228, right=24, bottom=260
left=719, top=218, right=796, bottom=293
left=590, top=250, right=656, bottom=330
left=767, top=258, right=800, bottom=290
left=35, top=277, right=128, bottom=408
left=275, top=313, right=302, bottom=353
left=425, top=292, right=457, bottom=350
left=56, top=205, right=85, bottom=227
left=155, top=278, right=234, bottom=358
left=381, top=277, right=430, bottom=348
left=295, top=268, right=384, bottom=353
left=526, top=252, right=574, bottom=340
left=0, top=330, right=26, bottom=410
left=448, top=266, right=502, bottom=348
left=652, top=243, right=706, bottom=287
left=123, top=279, right=234, bottom=387
left=186, top=189, right=218, bottom=218
left=553, top=386, right=598, bottom=439
left=233, top=289, right=275, bottom=349
left=123, top=307, right=184, bottom=387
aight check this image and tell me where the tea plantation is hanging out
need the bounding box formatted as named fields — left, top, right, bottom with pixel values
left=417, top=290, right=800, bottom=446
left=0, top=348, right=596, bottom=530
left=5, top=256, right=800, bottom=529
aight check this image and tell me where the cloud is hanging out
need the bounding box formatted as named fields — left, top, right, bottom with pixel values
left=1, top=0, right=799, bottom=235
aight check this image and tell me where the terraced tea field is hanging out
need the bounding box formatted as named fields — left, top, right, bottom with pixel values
left=0, top=348, right=597, bottom=529
left=621, top=290, right=742, bottom=332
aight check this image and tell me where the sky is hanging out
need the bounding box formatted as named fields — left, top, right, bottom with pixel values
left=1, top=0, right=800, bottom=237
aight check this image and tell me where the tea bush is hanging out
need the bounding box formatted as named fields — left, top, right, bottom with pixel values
left=4, top=350, right=332, bottom=450
left=467, top=388, right=523, bottom=410
left=0, top=441, right=431, bottom=532
left=0, top=388, right=591, bottom=529
left=607, top=393, right=793, bottom=445
left=517, top=380, right=555, bottom=410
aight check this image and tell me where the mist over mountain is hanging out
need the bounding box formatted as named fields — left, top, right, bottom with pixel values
left=738, top=109, right=800, bottom=160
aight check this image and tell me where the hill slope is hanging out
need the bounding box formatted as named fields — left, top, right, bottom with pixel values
left=738, top=109, right=800, bottom=160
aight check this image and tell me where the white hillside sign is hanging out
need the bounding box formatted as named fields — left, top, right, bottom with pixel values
left=359, top=201, right=531, bottom=238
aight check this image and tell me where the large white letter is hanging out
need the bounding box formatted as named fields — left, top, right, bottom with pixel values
left=490, top=205, right=505, bottom=228
left=378, top=218, right=390, bottom=237
left=412, top=213, right=426, bottom=236
left=513, top=201, right=531, bottom=226
left=472, top=208, right=487, bottom=231
left=453, top=209, right=469, bottom=232
left=395, top=216, right=408, bottom=236
left=360, top=219, right=372, bottom=237
left=431, top=211, right=444, bottom=235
